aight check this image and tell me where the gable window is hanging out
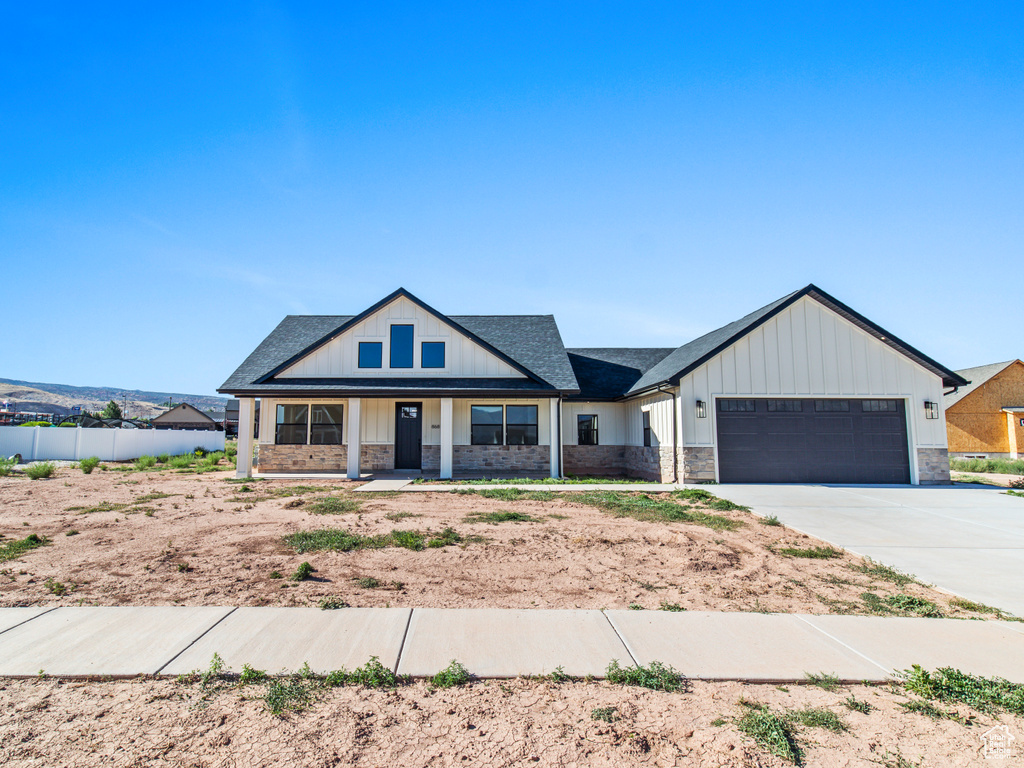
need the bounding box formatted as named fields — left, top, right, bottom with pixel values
left=506, top=405, right=538, bottom=445
left=310, top=405, right=344, bottom=445
left=421, top=341, right=445, bottom=369
left=390, top=325, right=414, bottom=368
left=358, top=342, right=382, bottom=368
left=577, top=414, right=598, bottom=445
left=642, top=411, right=652, bottom=447
left=275, top=404, right=308, bottom=445
left=471, top=405, right=503, bottom=445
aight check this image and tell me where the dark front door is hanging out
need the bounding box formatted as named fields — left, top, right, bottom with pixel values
left=716, top=398, right=911, bottom=484
left=394, top=402, right=423, bottom=470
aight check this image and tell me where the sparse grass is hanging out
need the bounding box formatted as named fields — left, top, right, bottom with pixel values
left=134, top=455, right=157, bottom=471
left=605, top=660, right=686, bottom=692
left=355, top=576, right=380, bottom=589
left=870, top=748, right=924, bottom=768
left=948, top=597, right=1004, bottom=615
left=286, top=527, right=463, bottom=553
left=333, top=656, right=403, bottom=689
left=79, top=456, right=100, bottom=474
left=659, top=601, right=686, bottom=612
left=672, top=488, right=750, bottom=512
left=306, top=496, right=362, bottom=515
left=787, top=706, right=847, bottom=732
left=65, top=530, right=79, bottom=536
left=0, top=456, right=15, bottom=477
left=902, top=664, right=1024, bottom=716
left=853, top=558, right=920, bottom=587
left=761, top=515, right=782, bottom=526
left=591, top=706, right=620, bottom=722
left=778, top=545, right=842, bottom=559
left=291, top=561, right=315, bottom=581
left=65, top=501, right=129, bottom=514
left=239, top=664, right=267, bottom=685
left=572, top=490, right=742, bottom=531
left=25, top=462, right=56, bottom=480
left=455, top=488, right=556, bottom=502
left=430, top=660, right=472, bottom=688
left=1008, top=490, right=1024, bottom=499
left=268, top=571, right=283, bottom=580
left=843, top=695, right=872, bottom=714
left=628, top=603, right=645, bottom=610
left=949, top=457, right=1024, bottom=475
left=736, top=703, right=801, bottom=764
left=136, top=492, right=175, bottom=503
left=318, top=596, right=349, bottom=610
left=0, top=533, right=49, bottom=563
left=421, top=476, right=653, bottom=485
left=899, top=698, right=952, bottom=720
left=264, top=677, right=315, bottom=715
left=462, top=510, right=537, bottom=524
left=384, top=511, right=421, bottom=522
left=804, top=672, right=841, bottom=692
left=44, top=577, right=70, bottom=596
left=885, top=594, right=943, bottom=617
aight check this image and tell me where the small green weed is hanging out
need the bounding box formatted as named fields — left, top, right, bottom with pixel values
left=65, top=501, right=129, bottom=514
left=778, top=545, right=842, bottom=559
left=264, top=678, right=314, bottom=715
left=307, top=496, right=362, bottom=515
left=902, top=664, right=1024, bottom=716
left=318, top=596, right=349, bottom=610
left=736, top=703, right=801, bottom=764
left=384, top=511, right=421, bottom=521
left=761, top=515, right=782, bottom=526
left=292, top=561, right=315, bottom=581
left=787, top=706, right=847, bottom=732
left=239, top=664, right=267, bottom=685
left=948, top=597, right=1002, bottom=615
left=869, top=748, right=924, bottom=768
left=628, top=603, right=645, bottom=610
left=804, top=672, right=841, bottom=691
left=430, top=660, right=472, bottom=688
left=355, top=576, right=380, bottom=589
left=885, top=594, right=943, bottom=617
left=79, top=457, right=100, bottom=474
left=606, top=660, right=686, bottom=692
left=268, top=571, right=283, bottom=579
left=853, top=558, right=919, bottom=587
left=44, top=577, right=70, bottom=596
left=591, top=706, right=619, bottom=722
left=843, top=695, right=872, bottom=714
left=899, top=698, right=953, bottom=720
left=65, top=530, right=79, bottom=536
left=659, top=601, right=685, bottom=612
left=25, top=462, right=56, bottom=480
left=345, top=656, right=403, bottom=688
left=134, top=455, right=157, bottom=471
left=0, top=456, right=15, bottom=477
left=462, top=510, right=536, bottom=524
left=0, top=533, right=49, bottom=563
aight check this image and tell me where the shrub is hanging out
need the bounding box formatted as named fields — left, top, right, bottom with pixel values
left=430, top=660, right=472, bottom=688
left=292, top=561, right=315, bottom=581
left=19, top=421, right=52, bottom=428
left=156, top=453, right=170, bottom=464
left=25, top=462, right=56, bottom=480
left=79, top=456, right=100, bottom=474
left=949, top=457, right=1024, bottom=476
left=606, top=660, right=686, bottom=692
left=134, top=455, right=157, bottom=471
left=0, top=457, right=15, bottom=477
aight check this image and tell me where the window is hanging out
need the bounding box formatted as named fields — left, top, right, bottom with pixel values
left=358, top=342, right=382, bottom=368
left=577, top=414, right=598, bottom=445
left=815, top=400, right=850, bottom=412
left=421, top=342, right=445, bottom=369
left=275, top=404, right=308, bottom=445
left=506, top=405, right=538, bottom=445
left=719, top=399, right=756, bottom=412
left=642, top=411, right=651, bottom=447
left=862, top=400, right=898, bottom=412
left=400, top=404, right=419, bottom=419
left=390, top=325, right=414, bottom=368
left=310, top=404, right=343, bottom=445
left=767, top=400, right=802, bottom=412
left=471, top=405, right=503, bottom=445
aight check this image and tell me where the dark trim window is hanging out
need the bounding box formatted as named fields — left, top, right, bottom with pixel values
left=577, top=414, right=598, bottom=445
left=390, top=324, right=414, bottom=368
left=310, top=404, right=344, bottom=445
left=421, top=341, right=445, bottom=369
left=642, top=411, right=651, bottom=447
left=719, top=399, right=756, bottom=412
left=506, top=405, right=538, bottom=445
left=275, top=404, right=308, bottom=445
left=767, top=400, right=802, bottom=412
left=862, top=400, right=898, bottom=412
left=470, top=405, right=503, bottom=445
left=358, top=342, right=382, bottom=368
left=815, top=400, right=850, bottom=412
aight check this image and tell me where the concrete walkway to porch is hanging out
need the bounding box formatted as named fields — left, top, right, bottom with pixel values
left=1, top=606, right=1022, bottom=683
left=353, top=477, right=683, bottom=492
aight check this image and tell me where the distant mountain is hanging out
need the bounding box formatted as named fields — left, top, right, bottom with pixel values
left=0, top=378, right=228, bottom=420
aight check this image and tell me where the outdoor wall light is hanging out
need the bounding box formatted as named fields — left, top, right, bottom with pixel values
left=924, top=400, right=939, bottom=420
left=696, top=400, right=707, bottom=419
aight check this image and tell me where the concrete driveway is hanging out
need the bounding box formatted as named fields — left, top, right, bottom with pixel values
left=711, top=484, right=1024, bottom=617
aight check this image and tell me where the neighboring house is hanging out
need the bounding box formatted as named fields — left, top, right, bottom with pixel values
left=944, top=360, right=1024, bottom=459
left=220, top=286, right=965, bottom=484
left=223, top=399, right=260, bottom=437
left=151, top=403, right=220, bottom=431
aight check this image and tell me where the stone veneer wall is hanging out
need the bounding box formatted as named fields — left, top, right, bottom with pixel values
left=681, top=447, right=716, bottom=483
left=257, top=444, right=347, bottom=473
left=360, top=444, right=394, bottom=472
left=421, top=445, right=440, bottom=473
left=562, top=445, right=626, bottom=476
left=624, top=446, right=676, bottom=482
left=917, top=447, right=952, bottom=485
left=453, top=445, right=549, bottom=476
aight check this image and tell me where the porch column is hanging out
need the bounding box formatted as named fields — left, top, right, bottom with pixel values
left=347, top=398, right=361, bottom=479
left=440, top=397, right=453, bottom=479
left=235, top=397, right=255, bottom=479
left=549, top=397, right=560, bottom=479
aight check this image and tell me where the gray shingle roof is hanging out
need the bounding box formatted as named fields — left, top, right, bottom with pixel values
left=567, top=348, right=676, bottom=400
left=944, top=360, right=1019, bottom=408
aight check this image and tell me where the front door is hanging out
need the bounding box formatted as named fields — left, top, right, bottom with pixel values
left=394, top=402, right=423, bottom=470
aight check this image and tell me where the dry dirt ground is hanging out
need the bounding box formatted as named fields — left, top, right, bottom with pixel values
left=1, top=675, right=1019, bottom=768
left=0, top=465, right=1003, bottom=616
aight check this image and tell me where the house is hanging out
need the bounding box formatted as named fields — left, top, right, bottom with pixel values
left=220, top=286, right=966, bottom=484
left=223, top=398, right=260, bottom=437
left=944, top=360, right=1024, bottom=459
left=151, top=402, right=221, bottom=431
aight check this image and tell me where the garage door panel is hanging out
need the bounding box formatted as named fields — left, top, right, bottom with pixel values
left=717, top=398, right=910, bottom=484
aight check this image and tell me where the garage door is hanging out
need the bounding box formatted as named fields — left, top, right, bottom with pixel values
left=716, top=398, right=911, bottom=484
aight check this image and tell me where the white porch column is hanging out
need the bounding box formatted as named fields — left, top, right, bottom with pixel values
left=440, top=397, right=453, bottom=479
left=347, top=398, right=361, bottom=479
left=235, top=398, right=255, bottom=479
left=549, top=398, right=560, bottom=479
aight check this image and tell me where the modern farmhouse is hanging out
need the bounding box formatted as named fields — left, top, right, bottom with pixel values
left=220, top=286, right=967, bottom=484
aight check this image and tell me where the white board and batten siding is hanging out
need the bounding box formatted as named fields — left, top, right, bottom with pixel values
left=278, top=297, right=524, bottom=379
left=677, top=295, right=948, bottom=451
left=0, top=426, right=225, bottom=462
left=561, top=400, right=673, bottom=447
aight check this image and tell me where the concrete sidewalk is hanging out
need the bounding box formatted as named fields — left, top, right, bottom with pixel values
left=354, top=480, right=682, bottom=492
left=1, top=607, right=1022, bottom=682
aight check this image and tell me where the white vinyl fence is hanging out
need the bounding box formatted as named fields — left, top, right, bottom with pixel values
left=0, top=427, right=225, bottom=462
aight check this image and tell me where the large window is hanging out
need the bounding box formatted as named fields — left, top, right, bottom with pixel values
left=471, top=405, right=503, bottom=445
left=506, top=405, right=538, bottom=445
left=310, top=404, right=344, bottom=445
left=358, top=342, right=382, bottom=368
left=577, top=414, right=598, bottom=445
left=421, top=341, right=445, bottom=369
left=275, top=404, right=308, bottom=445
left=390, top=325, right=414, bottom=368
left=642, top=411, right=651, bottom=447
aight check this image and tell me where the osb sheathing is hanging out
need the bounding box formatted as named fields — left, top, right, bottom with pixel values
left=946, top=361, right=1024, bottom=453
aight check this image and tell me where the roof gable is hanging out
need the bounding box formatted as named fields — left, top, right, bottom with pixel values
left=944, top=360, right=1022, bottom=408
left=152, top=403, right=215, bottom=424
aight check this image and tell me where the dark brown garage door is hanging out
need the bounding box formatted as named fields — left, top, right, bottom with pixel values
left=716, top=398, right=911, bottom=484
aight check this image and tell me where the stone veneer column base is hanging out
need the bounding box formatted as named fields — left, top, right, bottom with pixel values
left=361, top=444, right=395, bottom=472
left=421, top=445, right=440, bottom=473
left=562, top=445, right=627, bottom=476
left=624, top=446, right=676, bottom=482
left=917, top=447, right=952, bottom=485
left=453, top=445, right=550, bottom=476
left=682, top=446, right=716, bottom=483
left=257, top=444, right=347, bottom=473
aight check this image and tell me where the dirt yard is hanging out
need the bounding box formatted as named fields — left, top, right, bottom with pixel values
left=0, top=464, right=1004, bottom=618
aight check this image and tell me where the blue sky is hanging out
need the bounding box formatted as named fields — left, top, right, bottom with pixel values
left=2, top=3, right=1021, bottom=397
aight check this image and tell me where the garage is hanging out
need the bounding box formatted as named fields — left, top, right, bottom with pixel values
left=716, top=398, right=911, bottom=484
